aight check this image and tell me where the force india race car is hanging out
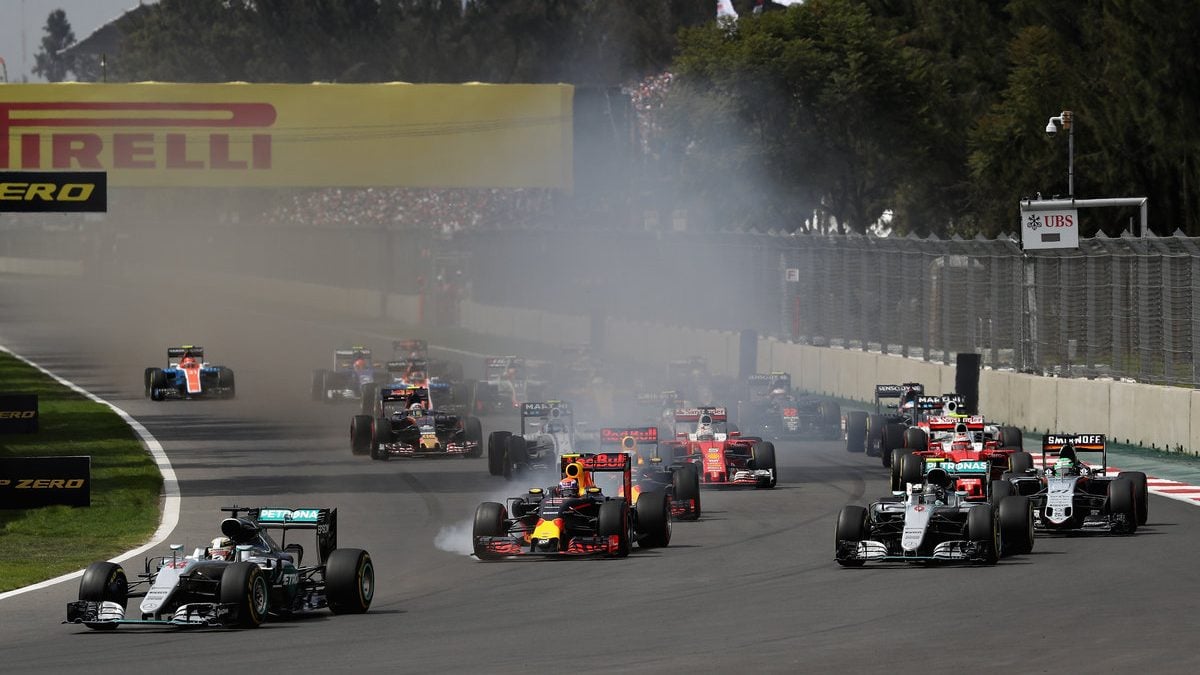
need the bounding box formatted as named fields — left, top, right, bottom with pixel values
left=995, top=434, right=1147, bottom=534
left=144, top=346, right=235, bottom=401
left=65, top=506, right=373, bottom=629
left=472, top=452, right=671, bottom=559
left=835, top=463, right=1034, bottom=566
left=312, top=346, right=380, bottom=402
left=600, top=426, right=701, bottom=520
left=487, top=401, right=577, bottom=479
left=660, top=407, right=777, bottom=488
left=350, top=385, right=482, bottom=460
left=887, top=405, right=1025, bottom=493
left=737, top=372, right=841, bottom=440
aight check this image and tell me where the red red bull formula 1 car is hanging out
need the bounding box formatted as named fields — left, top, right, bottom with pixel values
left=600, top=426, right=701, bottom=520
left=659, top=407, right=777, bottom=488
left=471, top=452, right=671, bottom=559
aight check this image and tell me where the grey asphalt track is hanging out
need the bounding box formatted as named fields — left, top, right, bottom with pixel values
left=1, top=274, right=1198, bottom=674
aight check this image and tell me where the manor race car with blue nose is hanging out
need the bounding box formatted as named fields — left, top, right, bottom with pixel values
left=65, top=506, right=374, bottom=629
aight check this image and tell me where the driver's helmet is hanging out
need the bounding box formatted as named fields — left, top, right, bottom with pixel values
left=953, top=423, right=971, bottom=445
left=558, top=478, right=578, bottom=497
left=770, top=387, right=787, bottom=398
left=209, top=536, right=233, bottom=560
left=1054, top=455, right=1076, bottom=475
left=180, top=355, right=197, bottom=368
left=409, top=402, right=424, bottom=413
left=353, top=358, right=368, bottom=371
left=695, top=414, right=714, bottom=439
left=546, top=421, right=564, bottom=434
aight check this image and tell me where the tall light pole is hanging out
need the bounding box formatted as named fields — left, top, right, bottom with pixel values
left=1045, top=110, right=1074, bottom=198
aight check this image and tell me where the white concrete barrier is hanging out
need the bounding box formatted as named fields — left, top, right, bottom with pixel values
left=0, top=256, right=83, bottom=276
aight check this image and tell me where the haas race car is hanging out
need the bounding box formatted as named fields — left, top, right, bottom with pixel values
left=660, top=407, right=777, bottom=488
left=600, top=426, right=701, bottom=520
left=66, top=506, right=373, bottom=629
left=996, top=434, right=1146, bottom=534
left=144, top=346, right=235, bottom=401
left=472, top=452, right=672, bottom=559
left=350, top=385, right=482, bottom=460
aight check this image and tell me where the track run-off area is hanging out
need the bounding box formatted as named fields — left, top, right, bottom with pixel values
left=2, top=274, right=1199, bottom=673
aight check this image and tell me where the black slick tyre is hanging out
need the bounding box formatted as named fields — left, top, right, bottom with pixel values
left=326, top=548, right=374, bottom=614
left=350, top=415, right=373, bottom=456
left=463, top=417, right=483, bottom=458
left=999, top=426, right=1024, bottom=449
left=845, top=411, right=867, bottom=453
left=472, top=502, right=507, bottom=560
left=143, top=368, right=156, bottom=398
left=636, top=491, right=671, bottom=548
left=997, top=495, right=1034, bottom=556
left=899, top=452, right=923, bottom=489
left=752, top=441, right=777, bottom=488
left=487, top=430, right=511, bottom=476
left=504, top=435, right=528, bottom=480
left=1008, top=451, right=1034, bottom=473
left=359, top=383, right=378, bottom=416
left=219, top=561, right=269, bottom=628
left=79, top=562, right=128, bottom=630
left=598, top=499, right=631, bottom=557
left=903, top=427, right=928, bottom=452
left=989, top=479, right=1014, bottom=506
left=149, top=368, right=167, bottom=401
left=880, top=423, right=906, bottom=467
left=835, top=505, right=868, bottom=567
left=967, top=503, right=999, bottom=565
left=866, top=414, right=886, bottom=457
left=1108, top=478, right=1138, bottom=534
left=1118, top=471, right=1148, bottom=526
left=672, top=463, right=701, bottom=520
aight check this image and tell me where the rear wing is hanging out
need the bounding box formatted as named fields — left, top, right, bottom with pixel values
left=221, top=506, right=337, bottom=565
left=387, top=358, right=428, bottom=373
left=380, top=385, right=430, bottom=406
left=521, top=401, right=573, bottom=419
left=600, top=427, right=659, bottom=453
left=167, top=346, right=204, bottom=360
left=874, top=382, right=923, bottom=412
left=673, top=407, right=726, bottom=422
left=913, top=394, right=963, bottom=412
left=393, top=339, right=428, bottom=355
left=1042, top=433, right=1107, bottom=475
left=747, top=372, right=791, bottom=390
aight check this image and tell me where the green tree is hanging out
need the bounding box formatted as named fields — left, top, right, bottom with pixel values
left=32, top=9, right=76, bottom=82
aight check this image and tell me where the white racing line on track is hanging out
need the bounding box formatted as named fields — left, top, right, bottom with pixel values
left=0, top=345, right=180, bottom=601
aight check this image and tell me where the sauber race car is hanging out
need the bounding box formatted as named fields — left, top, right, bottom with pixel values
left=996, top=434, right=1146, bottom=534
left=600, top=426, right=701, bottom=520
left=660, top=407, right=777, bottom=488
left=487, top=401, right=577, bottom=479
left=350, top=385, right=482, bottom=460
left=843, top=383, right=923, bottom=463
left=834, top=463, right=1033, bottom=566
left=312, top=346, right=380, bottom=403
left=738, top=372, right=840, bottom=440
left=886, top=405, right=1025, bottom=493
left=65, top=506, right=373, bottom=629
left=144, top=346, right=235, bottom=401
left=472, top=452, right=671, bottom=559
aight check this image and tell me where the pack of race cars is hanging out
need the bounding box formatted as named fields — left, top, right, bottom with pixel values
left=96, top=344, right=1148, bottom=632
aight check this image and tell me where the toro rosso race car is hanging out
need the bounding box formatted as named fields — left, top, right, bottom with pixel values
left=392, top=339, right=463, bottom=382
left=660, top=407, right=777, bottom=488
left=835, top=464, right=1033, bottom=566
left=350, top=385, right=482, bottom=460
left=601, top=426, right=701, bottom=520
left=312, top=346, right=380, bottom=403
left=472, top=452, right=671, bottom=559
left=995, top=434, right=1146, bottom=534
left=144, top=346, right=235, bottom=401
left=65, top=506, right=373, bottom=629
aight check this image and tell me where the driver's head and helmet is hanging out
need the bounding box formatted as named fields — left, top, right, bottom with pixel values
left=695, top=414, right=715, bottom=440
left=951, top=423, right=972, bottom=447
left=219, top=517, right=269, bottom=559
left=179, top=353, right=198, bottom=368
left=545, top=421, right=565, bottom=435
left=557, top=478, right=579, bottom=497
left=1054, top=445, right=1081, bottom=475
left=353, top=358, right=368, bottom=372
left=209, top=536, right=233, bottom=560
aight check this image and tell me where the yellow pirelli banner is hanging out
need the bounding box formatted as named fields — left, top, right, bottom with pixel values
left=0, top=83, right=573, bottom=188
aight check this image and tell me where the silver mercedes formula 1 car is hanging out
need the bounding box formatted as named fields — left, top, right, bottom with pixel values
left=65, top=506, right=374, bottom=629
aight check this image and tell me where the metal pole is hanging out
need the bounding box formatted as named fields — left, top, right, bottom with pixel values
left=1067, top=115, right=1074, bottom=199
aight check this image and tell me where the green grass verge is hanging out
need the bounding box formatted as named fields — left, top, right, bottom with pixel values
left=0, top=351, right=161, bottom=592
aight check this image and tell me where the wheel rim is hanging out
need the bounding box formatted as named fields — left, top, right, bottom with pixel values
left=251, top=575, right=269, bottom=619
left=359, top=559, right=374, bottom=605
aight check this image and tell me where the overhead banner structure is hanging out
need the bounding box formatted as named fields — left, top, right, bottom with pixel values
left=0, top=83, right=574, bottom=189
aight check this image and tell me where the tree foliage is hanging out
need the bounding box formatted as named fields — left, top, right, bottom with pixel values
left=32, top=9, right=77, bottom=82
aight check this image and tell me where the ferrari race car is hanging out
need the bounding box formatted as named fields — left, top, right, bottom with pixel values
left=660, top=407, right=777, bottom=488
left=842, top=382, right=924, bottom=462
left=350, top=385, right=482, bottom=460
left=144, top=346, right=235, bottom=401
left=835, top=463, right=1034, bottom=566
left=737, top=372, right=840, bottom=440
left=65, top=506, right=373, bottom=629
left=472, top=452, right=671, bottom=559
left=886, top=408, right=1025, bottom=493
left=487, top=401, right=577, bottom=479
left=312, top=346, right=380, bottom=402
left=996, top=434, right=1146, bottom=534
left=601, top=426, right=701, bottom=520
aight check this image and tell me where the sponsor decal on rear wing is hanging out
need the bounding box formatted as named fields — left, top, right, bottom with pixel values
left=560, top=452, right=631, bottom=472
left=387, top=358, right=428, bottom=372
left=599, top=427, right=658, bottom=445
left=747, top=372, right=791, bottom=388
left=1042, top=433, right=1105, bottom=454
left=875, top=383, right=924, bottom=398
left=393, top=339, right=428, bottom=354
left=334, top=348, right=371, bottom=358
left=673, top=407, right=726, bottom=421
left=167, top=346, right=205, bottom=359
left=926, top=416, right=985, bottom=428
left=522, top=401, right=572, bottom=418
left=914, top=395, right=962, bottom=410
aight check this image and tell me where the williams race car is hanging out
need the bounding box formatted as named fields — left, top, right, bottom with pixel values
left=144, top=346, right=235, bottom=401
left=995, top=434, right=1146, bottom=534
left=65, top=506, right=373, bottom=629
left=472, top=452, right=671, bottom=559
left=487, top=401, right=578, bottom=479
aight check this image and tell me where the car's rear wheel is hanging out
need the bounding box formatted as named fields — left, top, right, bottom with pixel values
left=899, top=452, right=924, bottom=489
left=218, top=368, right=236, bottom=399
left=463, top=416, right=483, bottom=458
left=845, top=411, right=867, bottom=453
left=989, top=478, right=1014, bottom=505
left=79, top=562, right=127, bottom=630
left=903, top=427, right=928, bottom=452
left=219, top=561, right=269, bottom=628
left=889, top=448, right=913, bottom=492
left=359, top=383, right=378, bottom=415
left=999, top=426, right=1024, bottom=449
left=1008, top=451, right=1034, bottom=474
left=997, top=495, right=1034, bottom=556
left=598, top=499, right=631, bottom=557
left=326, top=548, right=374, bottom=614
left=370, top=417, right=392, bottom=461
left=818, top=401, right=841, bottom=437
left=835, top=505, right=868, bottom=567
left=487, top=431, right=511, bottom=476
left=672, top=463, right=701, bottom=520
left=881, top=423, right=906, bottom=467
left=636, top=491, right=671, bottom=549
left=865, top=414, right=886, bottom=457
left=504, top=435, right=528, bottom=480
left=472, top=502, right=507, bottom=560
left=1118, top=471, right=1148, bottom=526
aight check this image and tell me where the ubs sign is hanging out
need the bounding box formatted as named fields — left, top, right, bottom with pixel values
left=1021, top=207, right=1079, bottom=250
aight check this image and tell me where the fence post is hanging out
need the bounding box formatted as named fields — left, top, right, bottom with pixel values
left=1137, top=247, right=1152, bottom=381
